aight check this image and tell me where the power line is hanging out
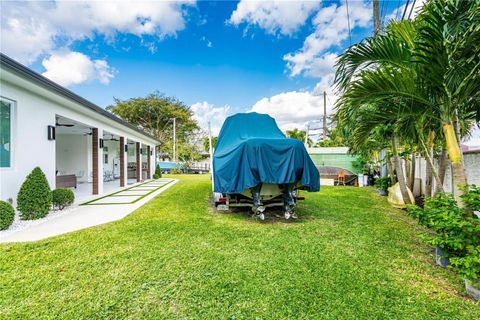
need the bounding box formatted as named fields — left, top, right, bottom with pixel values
left=345, top=0, right=352, bottom=45
left=407, top=0, right=416, bottom=20
left=380, top=0, right=388, bottom=29
left=382, top=0, right=390, bottom=26
left=401, top=0, right=410, bottom=20
left=395, top=0, right=402, bottom=20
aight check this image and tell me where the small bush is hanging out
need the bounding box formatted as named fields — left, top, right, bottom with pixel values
left=153, top=165, right=162, bottom=179
left=460, top=184, right=480, bottom=212
left=52, top=188, right=75, bottom=210
left=0, top=200, right=15, bottom=230
left=374, top=176, right=391, bottom=193
left=170, top=168, right=182, bottom=174
left=407, top=190, right=480, bottom=281
left=17, top=167, right=52, bottom=220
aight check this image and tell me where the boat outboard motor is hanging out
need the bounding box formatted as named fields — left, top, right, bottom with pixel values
left=281, top=183, right=296, bottom=219
left=250, top=184, right=265, bottom=220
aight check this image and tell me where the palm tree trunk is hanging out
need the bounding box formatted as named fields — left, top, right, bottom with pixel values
left=392, top=136, right=412, bottom=205
left=419, top=131, right=444, bottom=195
left=408, top=152, right=416, bottom=192
left=386, top=157, right=394, bottom=184
left=443, top=123, right=467, bottom=207
left=405, top=157, right=411, bottom=184
left=436, top=150, right=448, bottom=192
left=425, top=157, right=432, bottom=197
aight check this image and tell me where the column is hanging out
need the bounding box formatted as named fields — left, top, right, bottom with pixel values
left=95, top=128, right=104, bottom=195
left=120, top=137, right=126, bottom=187
left=91, top=128, right=104, bottom=195
left=147, top=145, right=151, bottom=179
left=152, top=145, right=156, bottom=178
left=136, top=142, right=141, bottom=182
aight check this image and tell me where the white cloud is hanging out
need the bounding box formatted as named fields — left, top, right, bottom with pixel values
left=248, top=90, right=335, bottom=132
left=190, top=101, right=230, bottom=135
left=0, top=0, right=195, bottom=64
left=42, top=51, right=116, bottom=87
left=201, top=36, right=213, bottom=48
left=228, top=0, right=320, bottom=36
left=284, top=1, right=371, bottom=78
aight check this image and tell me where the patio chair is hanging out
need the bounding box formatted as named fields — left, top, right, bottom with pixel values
left=76, top=170, right=84, bottom=181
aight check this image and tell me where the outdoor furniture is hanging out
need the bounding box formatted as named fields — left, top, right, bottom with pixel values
left=76, top=170, right=85, bottom=182
left=56, top=174, right=77, bottom=189
left=103, top=170, right=114, bottom=182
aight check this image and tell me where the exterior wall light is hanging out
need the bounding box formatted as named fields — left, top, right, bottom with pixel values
left=99, top=138, right=104, bottom=149
left=47, top=125, right=55, bottom=140
left=125, top=144, right=128, bottom=152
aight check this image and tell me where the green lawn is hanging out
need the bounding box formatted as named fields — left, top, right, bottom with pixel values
left=1, top=175, right=478, bottom=319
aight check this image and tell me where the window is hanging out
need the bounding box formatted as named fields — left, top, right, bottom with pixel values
left=0, top=98, right=12, bottom=168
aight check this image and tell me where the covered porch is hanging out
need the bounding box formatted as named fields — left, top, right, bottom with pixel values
left=54, top=115, right=156, bottom=201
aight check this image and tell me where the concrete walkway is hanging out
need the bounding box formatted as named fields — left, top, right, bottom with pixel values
left=0, top=179, right=178, bottom=243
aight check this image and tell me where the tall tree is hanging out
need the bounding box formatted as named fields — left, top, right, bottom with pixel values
left=334, top=1, right=480, bottom=205
left=107, top=91, right=200, bottom=161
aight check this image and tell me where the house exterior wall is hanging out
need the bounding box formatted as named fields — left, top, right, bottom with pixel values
left=55, top=134, right=90, bottom=183
left=0, top=68, right=158, bottom=204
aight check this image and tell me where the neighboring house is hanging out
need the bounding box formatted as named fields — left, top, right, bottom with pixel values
left=0, top=53, right=160, bottom=205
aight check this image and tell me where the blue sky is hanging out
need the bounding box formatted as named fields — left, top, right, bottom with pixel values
left=3, top=0, right=456, bottom=137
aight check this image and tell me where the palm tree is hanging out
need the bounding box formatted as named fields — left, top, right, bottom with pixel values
left=334, top=0, right=480, bottom=205
left=286, top=128, right=313, bottom=147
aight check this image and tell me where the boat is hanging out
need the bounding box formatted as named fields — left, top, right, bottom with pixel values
left=212, top=113, right=320, bottom=220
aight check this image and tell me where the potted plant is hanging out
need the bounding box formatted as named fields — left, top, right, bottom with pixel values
left=451, top=246, right=480, bottom=301
left=408, top=193, right=465, bottom=268
left=374, top=176, right=390, bottom=196
left=461, top=184, right=480, bottom=217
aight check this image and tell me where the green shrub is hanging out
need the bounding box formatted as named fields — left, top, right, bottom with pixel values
left=450, top=246, right=480, bottom=281
left=374, top=176, right=391, bottom=193
left=0, top=200, right=15, bottom=230
left=407, top=191, right=480, bottom=280
left=52, top=188, right=75, bottom=210
left=153, top=165, right=162, bottom=179
left=17, top=167, right=52, bottom=220
left=170, top=168, right=182, bottom=174
left=460, top=184, right=480, bottom=212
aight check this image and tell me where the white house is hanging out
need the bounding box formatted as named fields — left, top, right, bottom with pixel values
left=0, top=53, right=160, bottom=205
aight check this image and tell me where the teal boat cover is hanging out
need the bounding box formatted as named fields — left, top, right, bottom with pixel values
left=213, top=113, right=320, bottom=194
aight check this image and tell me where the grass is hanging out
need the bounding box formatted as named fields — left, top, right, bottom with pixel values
left=0, top=174, right=478, bottom=319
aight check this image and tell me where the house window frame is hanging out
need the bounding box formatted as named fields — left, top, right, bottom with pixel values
left=0, top=96, right=15, bottom=170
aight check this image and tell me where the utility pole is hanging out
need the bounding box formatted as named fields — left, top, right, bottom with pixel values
left=373, top=0, right=380, bottom=35
left=323, top=91, right=327, bottom=141
left=172, top=117, right=176, bottom=162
